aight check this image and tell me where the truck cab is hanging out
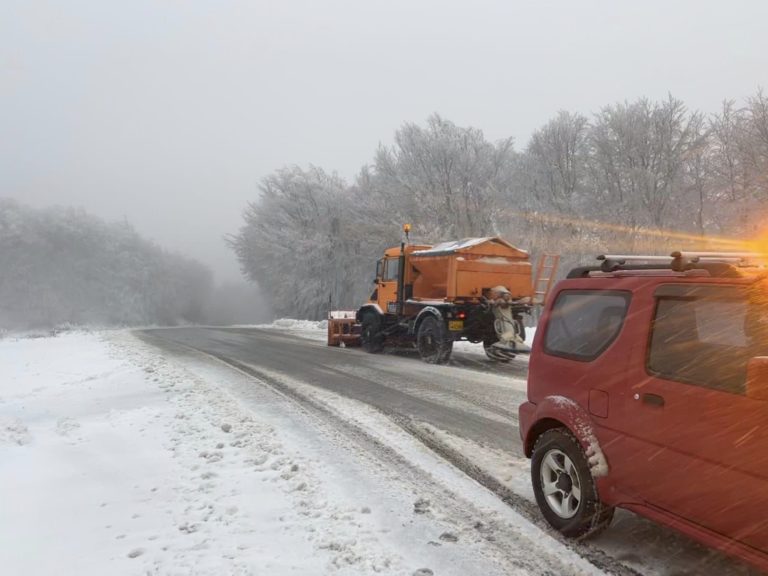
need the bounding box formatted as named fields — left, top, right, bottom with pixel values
left=370, top=244, right=430, bottom=314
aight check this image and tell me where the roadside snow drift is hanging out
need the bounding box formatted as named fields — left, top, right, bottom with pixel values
left=0, top=330, right=593, bottom=576
left=0, top=332, right=339, bottom=574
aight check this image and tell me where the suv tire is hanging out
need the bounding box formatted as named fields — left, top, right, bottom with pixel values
left=531, top=428, right=614, bottom=538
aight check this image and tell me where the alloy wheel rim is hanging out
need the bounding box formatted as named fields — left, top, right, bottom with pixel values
left=540, top=448, right=582, bottom=519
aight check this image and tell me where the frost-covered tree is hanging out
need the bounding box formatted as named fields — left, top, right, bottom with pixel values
left=365, top=114, right=515, bottom=241
left=231, top=94, right=768, bottom=318
left=745, top=90, right=768, bottom=193
left=229, top=166, right=379, bottom=319
left=589, top=96, right=706, bottom=230
left=525, top=111, right=590, bottom=213
left=683, top=121, right=714, bottom=236
left=709, top=101, right=750, bottom=203
left=703, top=94, right=768, bottom=233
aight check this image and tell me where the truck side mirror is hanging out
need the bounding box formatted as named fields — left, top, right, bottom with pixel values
left=746, top=357, right=768, bottom=401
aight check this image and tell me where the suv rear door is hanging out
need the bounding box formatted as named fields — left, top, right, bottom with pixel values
left=531, top=287, right=633, bottom=450
left=614, top=282, right=768, bottom=549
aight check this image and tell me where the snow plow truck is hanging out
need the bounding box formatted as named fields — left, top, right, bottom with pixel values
left=327, top=227, right=559, bottom=364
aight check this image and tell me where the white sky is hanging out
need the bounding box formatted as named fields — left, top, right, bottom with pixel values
left=2, top=0, right=768, bottom=282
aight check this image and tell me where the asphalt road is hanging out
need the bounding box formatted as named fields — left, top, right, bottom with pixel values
left=139, top=326, right=529, bottom=456
left=138, top=326, right=762, bottom=576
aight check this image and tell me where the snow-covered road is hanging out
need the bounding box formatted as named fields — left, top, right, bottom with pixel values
left=0, top=331, right=599, bottom=576
left=1, top=327, right=761, bottom=575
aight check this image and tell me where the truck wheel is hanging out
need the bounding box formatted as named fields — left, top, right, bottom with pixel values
left=531, top=428, right=614, bottom=538
left=417, top=316, right=453, bottom=364
left=361, top=313, right=384, bottom=353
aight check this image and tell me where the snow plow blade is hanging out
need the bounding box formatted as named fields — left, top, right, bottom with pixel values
left=327, top=311, right=362, bottom=347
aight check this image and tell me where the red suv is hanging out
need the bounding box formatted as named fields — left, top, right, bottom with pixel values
left=519, top=252, right=768, bottom=572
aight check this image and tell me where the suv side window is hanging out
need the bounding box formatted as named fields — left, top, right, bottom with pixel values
left=544, top=290, right=630, bottom=361
left=648, top=287, right=753, bottom=395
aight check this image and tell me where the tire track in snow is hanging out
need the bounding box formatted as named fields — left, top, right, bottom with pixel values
left=140, top=331, right=643, bottom=576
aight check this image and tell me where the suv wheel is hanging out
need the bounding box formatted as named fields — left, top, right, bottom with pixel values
left=531, top=428, right=614, bottom=538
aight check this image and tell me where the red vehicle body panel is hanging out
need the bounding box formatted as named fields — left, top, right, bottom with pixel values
left=519, top=273, right=768, bottom=572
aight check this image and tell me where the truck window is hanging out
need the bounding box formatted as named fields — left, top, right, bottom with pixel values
left=544, top=290, right=630, bottom=361
left=383, top=258, right=400, bottom=282
left=648, top=292, right=752, bottom=395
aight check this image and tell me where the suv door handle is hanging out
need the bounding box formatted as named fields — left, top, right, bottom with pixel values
left=641, top=393, right=665, bottom=407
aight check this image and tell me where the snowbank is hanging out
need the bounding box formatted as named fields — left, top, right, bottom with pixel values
left=259, top=317, right=328, bottom=331
left=234, top=318, right=329, bottom=342
left=0, top=330, right=564, bottom=576
left=0, top=332, right=383, bottom=574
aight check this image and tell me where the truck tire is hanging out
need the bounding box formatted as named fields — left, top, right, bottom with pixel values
left=417, top=315, right=453, bottom=364
left=531, top=428, right=614, bottom=538
left=361, top=312, right=384, bottom=353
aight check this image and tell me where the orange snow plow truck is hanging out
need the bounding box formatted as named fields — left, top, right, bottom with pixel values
left=327, top=228, right=558, bottom=364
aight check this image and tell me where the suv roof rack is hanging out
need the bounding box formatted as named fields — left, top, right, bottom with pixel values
left=566, top=251, right=768, bottom=279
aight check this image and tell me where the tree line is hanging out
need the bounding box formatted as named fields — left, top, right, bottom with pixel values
left=0, top=200, right=214, bottom=331
left=231, top=91, right=768, bottom=319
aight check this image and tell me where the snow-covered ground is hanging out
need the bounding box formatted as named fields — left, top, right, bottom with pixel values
left=2, top=331, right=340, bottom=575
left=246, top=318, right=331, bottom=338
left=1, top=330, right=597, bottom=576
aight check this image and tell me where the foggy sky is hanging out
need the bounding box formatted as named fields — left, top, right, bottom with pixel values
left=3, top=0, right=768, bottom=282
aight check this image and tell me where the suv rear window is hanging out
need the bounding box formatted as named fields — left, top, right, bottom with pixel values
left=648, top=286, right=757, bottom=395
left=544, top=290, right=630, bottom=361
